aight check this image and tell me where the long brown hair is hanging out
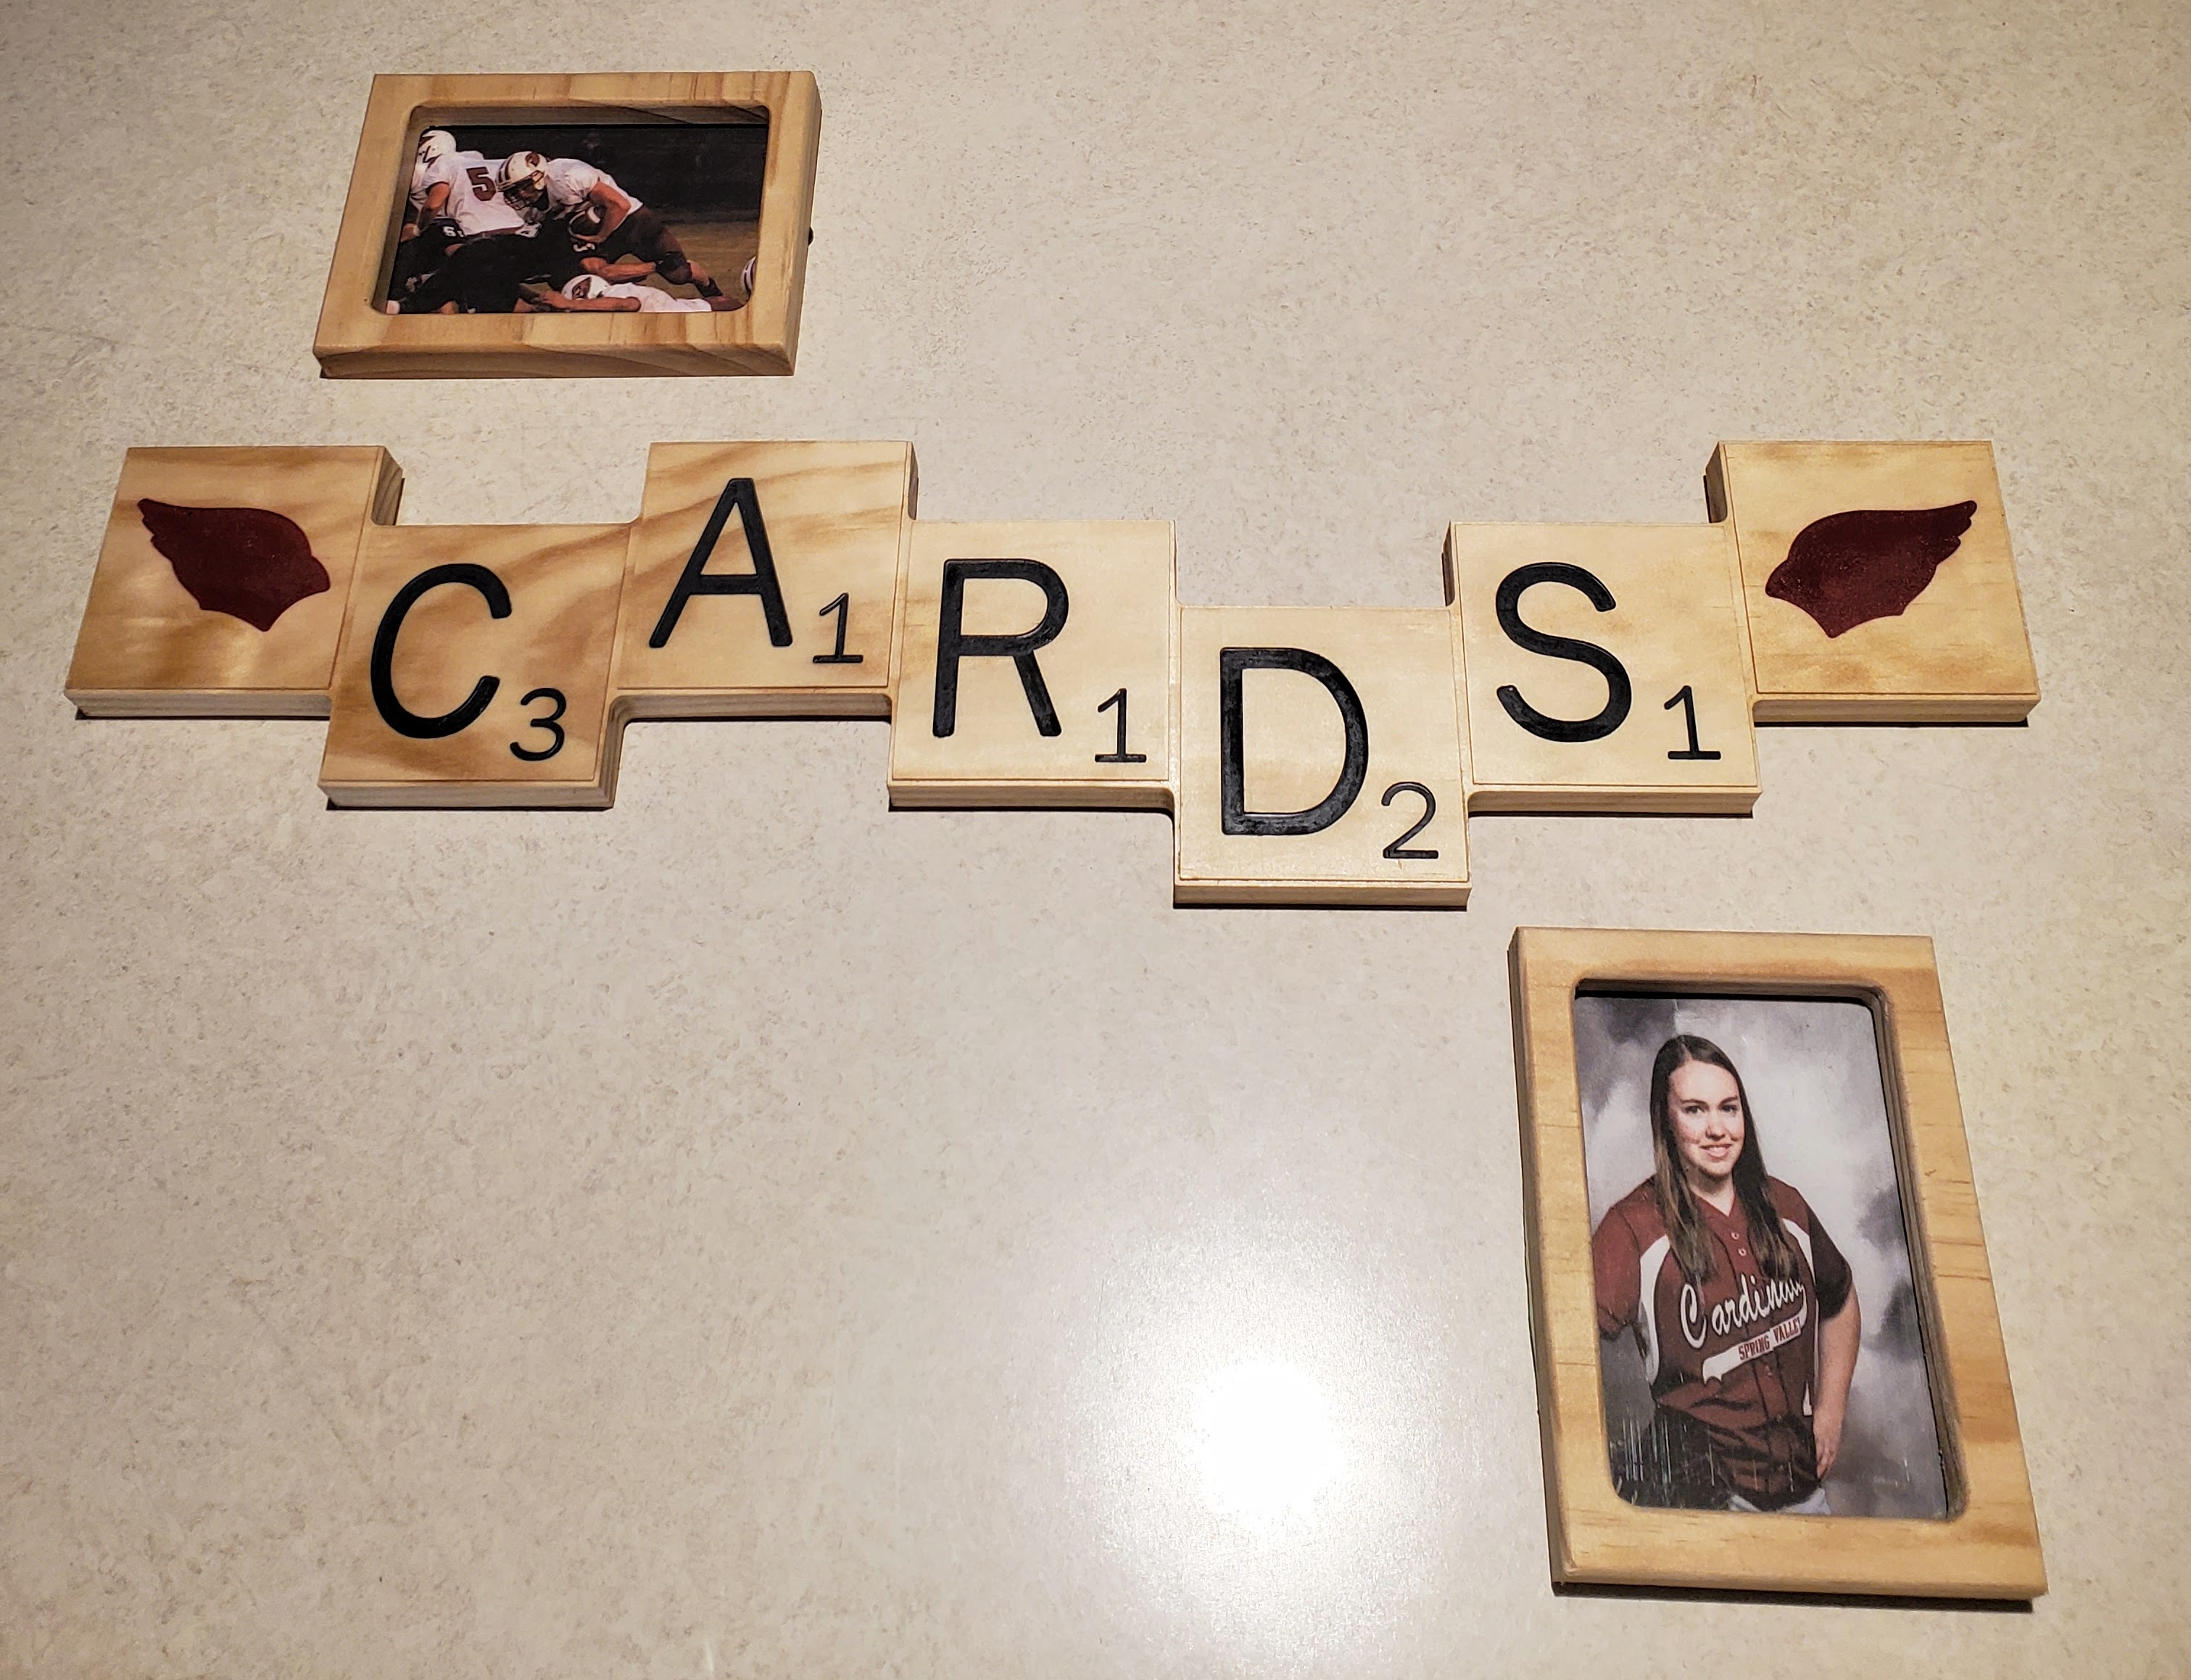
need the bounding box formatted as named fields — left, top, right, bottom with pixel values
left=1648, top=1034, right=1799, bottom=1285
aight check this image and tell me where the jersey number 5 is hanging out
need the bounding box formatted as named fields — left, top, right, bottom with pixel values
left=466, top=166, right=495, bottom=202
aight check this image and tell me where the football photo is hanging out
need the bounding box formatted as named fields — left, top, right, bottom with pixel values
left=382, top=120, right=769, bottom=316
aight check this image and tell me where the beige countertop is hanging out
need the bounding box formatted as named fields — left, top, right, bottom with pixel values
left=1, top=1, right=2185, bottom=1673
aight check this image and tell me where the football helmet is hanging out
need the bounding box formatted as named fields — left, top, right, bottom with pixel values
left=416, top=129, right=457, bottom=166
left=500, top=150, right=549, bottom=208
left=563, top=274, right=610, bottom=301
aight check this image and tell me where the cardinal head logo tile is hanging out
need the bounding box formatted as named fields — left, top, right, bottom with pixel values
left=67, top=447, right=401, bottom=718
left=1709, top=441, right=2037, bottom=721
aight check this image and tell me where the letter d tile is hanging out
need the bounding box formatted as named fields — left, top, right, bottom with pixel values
left=1175, top=608, right=1470, bottom=906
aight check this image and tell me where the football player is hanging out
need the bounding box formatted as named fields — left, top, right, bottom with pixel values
left=388, top=128, right=463, bottom=302
left=500, top=151, right=732, bottom=302
left=395, top=139, right=546, bottom=315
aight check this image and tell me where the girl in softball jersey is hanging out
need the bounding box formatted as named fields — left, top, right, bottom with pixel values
left=1592, top=1034, right=1863, bottom=1512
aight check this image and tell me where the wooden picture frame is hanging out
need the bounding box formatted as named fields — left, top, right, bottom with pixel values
left=313, top=73, right=821, bottom=378
left=1508, top=926, right=2044, bottom=1599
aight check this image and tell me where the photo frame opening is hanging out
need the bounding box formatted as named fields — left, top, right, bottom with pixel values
left=1570, top=988, right=1959, bottom=1522
left=380, top=115, right=771, bottom=315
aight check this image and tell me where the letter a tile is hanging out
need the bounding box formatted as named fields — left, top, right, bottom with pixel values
left=1175, top=608, right=1469, bottom=906
left=888, top=522, right=1175, bottom=808
left=611, top=441, right=915, bottom=719
left=320, top=524, right=626, bottom=808
left=1448, top=524, right=1760, bottom=813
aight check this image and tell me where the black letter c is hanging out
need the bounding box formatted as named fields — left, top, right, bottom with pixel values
left=370, top=563, right=510, bottom=740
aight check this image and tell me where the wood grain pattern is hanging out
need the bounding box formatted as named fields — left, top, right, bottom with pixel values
left=1707, top=442, right=2040, bottom=721
left=1174, top=608, right=1470, bottom=906
left=1508, top=926, right=2045, bottom=1599
left=312, top=73, right=820, bottom=379
left=1448, top=523, right=1760, bottom=814
left=887, top=521, right=1175, bottom=810
left=610, top=441, right=914, bottom=720
left=320, top=524, right=627, bottom=807
left=66, top=447, right=399, bottom=718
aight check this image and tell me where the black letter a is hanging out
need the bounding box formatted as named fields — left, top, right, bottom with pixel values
left=648, top=477, right=793, bottom=650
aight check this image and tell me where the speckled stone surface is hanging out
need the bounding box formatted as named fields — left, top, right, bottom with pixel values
left=2, top=1, right=2187, bottom=1673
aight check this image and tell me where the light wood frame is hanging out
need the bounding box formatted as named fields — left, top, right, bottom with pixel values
left=313, top=73, right=821, bottom=378
left=1507, top=926, right=2044, bottom=1599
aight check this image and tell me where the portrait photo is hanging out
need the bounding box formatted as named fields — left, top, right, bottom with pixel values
left=1573, top=993, right=1946, bottom=1519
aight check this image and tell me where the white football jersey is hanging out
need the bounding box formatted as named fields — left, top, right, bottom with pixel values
left=418, top=150, right=529, bottom=236
left=594, top=282, right=708, bottom=313
left=541, top=157, right=644, bottom=215
left=413, top=148, right=479, bottom=211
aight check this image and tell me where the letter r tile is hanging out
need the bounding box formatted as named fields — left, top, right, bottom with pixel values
left=888, top=521, right=1175, bottom=808
left=1175, top=607, right=1469, bottom=906
left=1448, top=524, right=1760, bottom=814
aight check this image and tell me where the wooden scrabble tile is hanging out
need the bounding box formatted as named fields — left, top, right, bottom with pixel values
left=65, top=447, right=400, bottom=717
left=320, top=524, right=627, bottom=808
left=1707, top=441, right=2039, bottom=721
left=1446, top=523, right=1760, bottom=814
left=887, top=522, right=1174, bottom=808
left=1174, top=608, right=1469, bottom=906
left=610, top=442, right=914, bottom=720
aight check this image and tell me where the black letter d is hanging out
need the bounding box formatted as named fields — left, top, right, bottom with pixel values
left=1219, top=647, right=1370, bottom=836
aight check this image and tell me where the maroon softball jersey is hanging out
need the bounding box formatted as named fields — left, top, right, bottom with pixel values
left=1593, top=1176, right=1854, bottom=1506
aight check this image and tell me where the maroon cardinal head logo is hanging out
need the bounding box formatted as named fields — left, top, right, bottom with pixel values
left=137, top=500, right=332, bottom=632
left=1765, top=502, right=1978, bottom=638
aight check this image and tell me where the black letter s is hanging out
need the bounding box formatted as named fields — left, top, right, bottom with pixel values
left=1493, top=562, right=1632, bottom=744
